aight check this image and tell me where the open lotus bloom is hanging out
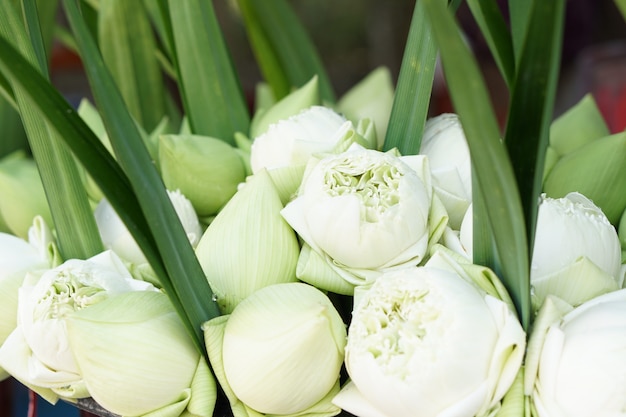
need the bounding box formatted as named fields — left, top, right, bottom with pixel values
left=333, top=265, right=526, bottom=417
left=530, top=192, right=623, bottom=311
left=527, top=290, right=626, bottom=417
left=0, top=250, right=157, bottom=402
left=67, top=291, right=216, bottom=417
left=95, top=189, right=203, bottom=266
left=420, top=113, right=472, bottom=230
left=0, top=218, right=53, bottom=380
left=281, top=146, right=448, bottom=294
left=203, top=282, right=346, bottom=417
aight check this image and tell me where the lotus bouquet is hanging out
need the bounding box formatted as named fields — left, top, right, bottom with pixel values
left=0, top=0, right=625, bottom=417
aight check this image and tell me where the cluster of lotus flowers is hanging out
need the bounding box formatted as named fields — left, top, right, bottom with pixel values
left=0, top=70, right=625, bottom=417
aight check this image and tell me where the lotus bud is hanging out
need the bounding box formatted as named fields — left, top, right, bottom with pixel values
left=196, top=169, right=299, bottom=313
left=531, top=193, right=622, bottom=311
left=159, top=134, right=246, bottom=217
left=249, top=75, right=320, bottom=140
left=543, top=131, right=626, bottom=225
left=0, top=226, right=51, bottom=380
left=549, top=94, right=609, bottom=157
left=253, top=82, right=276, bottom=114
left=95, top=189, right=203, bottom=266
left=420, top=113, right=472, bottom=229
left=0, top=250, right=157, bottom=402
left=333, top=266, right=525, bottom=417
left=337, top=67, right=394, bottom=149
left=0, top=151, right=53, bottom=239
left=249, top=105, right=348, bottom=174
left=67, top=291, right=216, bottom=417
left=527, top=290, right=626, bottom=416
left=203, top=282, right=346, bottom=416
left=281, top=146, right=448, bottom=294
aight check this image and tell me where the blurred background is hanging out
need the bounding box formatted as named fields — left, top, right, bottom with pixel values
left=2, top=0, right=626, bottom=416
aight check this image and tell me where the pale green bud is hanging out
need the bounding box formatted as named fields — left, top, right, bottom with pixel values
left=549, top=94, right=609, bottom=156
left=203, top=282, right=345, bottom=416
left=196, top=169, right=299, bottom=313
left=67, top=291, right=216, bottom=417
left=159, top=134, right=246, bottom=216
left=543, top=131, right=626, bottom=225
left=531, top=193, right=622, bottom=310
left=337, top=67, right=394, bottom=150
left=0, top=151, right=52, bottom=239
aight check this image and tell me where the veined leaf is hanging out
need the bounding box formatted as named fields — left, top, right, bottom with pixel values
left=99, top=0, right=166, bottom=132
left=64, top=0, right=221, bottom=355
left=504, top=0, right=565, bottom=254
left=168, top=0, right=249, bottom=143
left=466, top=0, right=515, bottom=87
left=422, top=0, right=530, bottom=329
left=236, top=0, right=335, bottom=103
left=1, top=0, right=102, bottom=259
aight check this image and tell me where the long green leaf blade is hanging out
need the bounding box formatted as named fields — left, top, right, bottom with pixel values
left=422, top=0, right=530, bottom=329
left=64, top=0, right=220, bottom=353
left=99, top=0, right=166, bottom=131
left=1, top=0, right=102, bottom=259
left=466, top=0, right=515, bottom=87
left=504, top=0, right=565, bottom=254
left=508, top=0, right=532, bottom=65
left=168, top=0, right=249, bottom=143
left=382, top=1, right=438, bottom=154
left=0, top=33, right=163, bottom=287
left=236, top=0, right=335, bottom=103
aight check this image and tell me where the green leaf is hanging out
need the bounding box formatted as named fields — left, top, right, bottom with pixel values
left=617, top=0, right=626, bottom=21
left=1, top=0, right=103, bottom=259
left=382, top=1, right=438, bottom=155
left=236, top=0, right=335, bottom=103
left=98, top=0, right=166, bottom=132
left=504, top=0, right=565, bottom=254
left=168, top=0, right=249, bottom=143
left=466, top=0, right=515, bottom=87
left=508, top=0, right=532, bottom=65
left=64, top=0, right=221, bottom=354
left=422, top=0, right=530, bottom=329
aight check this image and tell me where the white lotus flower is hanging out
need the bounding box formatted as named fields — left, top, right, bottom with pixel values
left=530, top=289, right=626, bottom=417
left=531, top=192, right=623, bottom=309
left=204, top=282, right=346, bottom=416
left=333, top=266, right=525, bottom=417
left=420, top=113, right=472, bottom=229
left=0, top=250, right=157, bottom=401
left=250, top=105, right=348, bottom=173
left=281, top=146, right=448, bottom=294
left=95, top=189, right=203, bottom=265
